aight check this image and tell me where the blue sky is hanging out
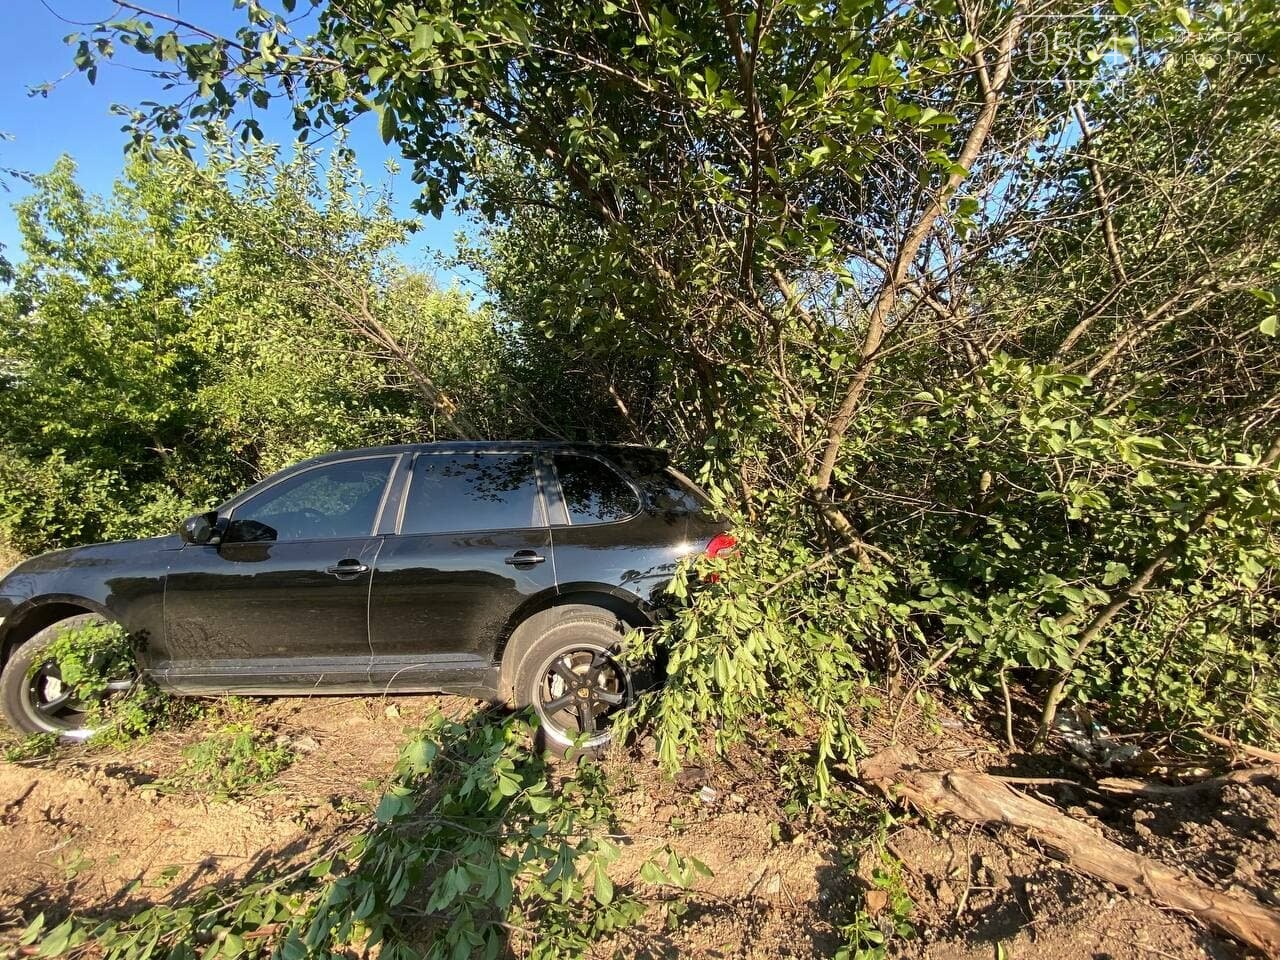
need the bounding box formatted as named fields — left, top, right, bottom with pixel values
left=0, top=1, right=475, bottom=288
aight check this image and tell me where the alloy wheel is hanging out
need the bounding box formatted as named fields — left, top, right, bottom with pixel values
left=24, top=660, right=134, bottom=739
left=533, top=645, right=632, bottom=749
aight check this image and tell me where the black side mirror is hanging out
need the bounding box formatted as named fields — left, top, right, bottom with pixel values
left=179, top=512, right=219, bottom=545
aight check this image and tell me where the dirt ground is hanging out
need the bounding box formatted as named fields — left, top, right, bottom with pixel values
left=0, top=694, right=1276, bottom=959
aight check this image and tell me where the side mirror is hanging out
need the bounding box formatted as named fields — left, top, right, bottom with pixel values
left=179, top=512, right=219, bottom=545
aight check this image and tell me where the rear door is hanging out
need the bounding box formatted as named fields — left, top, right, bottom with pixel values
left=367, top=451, right=555, bottom=692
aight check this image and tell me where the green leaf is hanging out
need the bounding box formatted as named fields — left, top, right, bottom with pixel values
left=379, top=105, right=398, bottom=144
left=639, top=860, right=666, bottom=885
left=374, top=791, right=403, bottom=822
left=405, top=737, right=435, bottom=772
left=309, top=858, right=334, bottom=878
left=497, top=772, right=521, bottom=796
left=19, top=913, right=46, bottom=946
left=37, top=920, right=74, bottom=957
left=593, top=864, right=614, bottom=905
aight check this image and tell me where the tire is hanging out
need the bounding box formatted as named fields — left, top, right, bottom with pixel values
left=0, top=613, right=134, bottom=740
left=511, top=609, right=639, bottom=759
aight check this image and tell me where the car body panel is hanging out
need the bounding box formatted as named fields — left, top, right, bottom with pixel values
left=155, top=536, right=384, bottom=693
left=0, top=536, right=177, bottom=660
left=367, top=528, right=556, bottom=691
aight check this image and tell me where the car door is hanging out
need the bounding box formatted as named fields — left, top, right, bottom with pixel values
left=368, top=450, right=555, bottom=693
left=158, top=455, right=399, bottom=693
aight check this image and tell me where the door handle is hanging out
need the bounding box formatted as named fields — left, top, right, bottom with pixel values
left=325, top=560, right=370, bottom=579
left=504, top=551, right=546, bottom=566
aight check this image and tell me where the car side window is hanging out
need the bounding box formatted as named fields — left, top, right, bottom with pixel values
left=635, top=467, right=717, bottom=518
left=400, top=453, right=544, bottom=535
left=552, top=455, right=640, bottom=524
left=229, top=457, right=395, bottom=542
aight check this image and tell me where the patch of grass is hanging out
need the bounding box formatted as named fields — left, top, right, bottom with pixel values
left=163, top=722, right=294, bottom=799
left=88, top=690, right=205, bottom=749
left=3, top=731, right=59, bottom=762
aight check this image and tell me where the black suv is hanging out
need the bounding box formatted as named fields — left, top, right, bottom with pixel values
left=0, top=442, right=726, bottom=751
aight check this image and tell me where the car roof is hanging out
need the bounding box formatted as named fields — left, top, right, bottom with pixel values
left=299, top=440, right=668, bottom=466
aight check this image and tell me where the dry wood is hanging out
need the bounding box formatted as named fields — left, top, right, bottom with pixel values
left=1095, top=766, right=1280, bottom=798
left=863, top=746, right=1280, bottom=955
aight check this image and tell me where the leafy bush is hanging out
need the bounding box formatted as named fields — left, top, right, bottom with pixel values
left=44, top=621, right=198, bottom=746
left=626, top=356, right=1279, bottom=775
left=0, top=452, right=134, bottom=555
left=0, top=145, right=527, bottom=557
left=887, top=357, right=1280, bottom=745
left=622, top=502, right=900, bottom=795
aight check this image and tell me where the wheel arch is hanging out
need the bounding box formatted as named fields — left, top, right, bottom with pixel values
left=495, top=585, right=654, bottom=700
left=0, top=596, right=110, bottom=667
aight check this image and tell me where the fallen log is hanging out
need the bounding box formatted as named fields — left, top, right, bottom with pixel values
left=863, top=746, right=1280, bottom=956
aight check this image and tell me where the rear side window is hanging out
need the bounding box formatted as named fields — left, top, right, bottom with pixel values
left=401, top=453, right=544, bottom=534
left=552, top=454, right=640, bottom=524
left=634, top=467, right=717, bottom=518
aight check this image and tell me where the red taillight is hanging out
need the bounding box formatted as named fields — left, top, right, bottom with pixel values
left=705, top=533, right=737, bottom=558
left=704, top=534, right=737, bottom=580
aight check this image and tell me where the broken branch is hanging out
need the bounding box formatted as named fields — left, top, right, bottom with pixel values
left=863, top=746, right=1280, bottom=956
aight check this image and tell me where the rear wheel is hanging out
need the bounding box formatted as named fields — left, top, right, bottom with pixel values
left=0, top=614, right=136, bottom=740
left=512, top=611, right=637, bottom=757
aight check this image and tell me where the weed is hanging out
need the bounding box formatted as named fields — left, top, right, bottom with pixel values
left=58, top=849, right=94, bottom=882
left=3, top=731, right=59, bottom=762
left=835, top=851, right=916, bottom=960
left=163, top=722, right=294, bottom=799
left=44, top=621, right=135, bottom=700
left=42, top=621, right=201, bottom=747
left=88, top=691, right=204, bottom=749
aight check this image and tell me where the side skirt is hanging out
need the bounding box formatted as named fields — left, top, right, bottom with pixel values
left=147, top=654, right=500, bottom=699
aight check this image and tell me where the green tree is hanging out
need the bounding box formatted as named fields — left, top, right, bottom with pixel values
left=0, top=141, right=508, bottom=553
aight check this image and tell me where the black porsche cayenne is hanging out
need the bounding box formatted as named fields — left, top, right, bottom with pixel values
left=0, top=442, right=729, bottom=752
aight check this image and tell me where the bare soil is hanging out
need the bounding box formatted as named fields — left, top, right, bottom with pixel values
left=1, top=695, right=1276, bottom=959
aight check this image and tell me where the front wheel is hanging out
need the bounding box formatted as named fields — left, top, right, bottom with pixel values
left=512, top=613, right=637, bottom=758
left=0, top=614, right=136, bottom=740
